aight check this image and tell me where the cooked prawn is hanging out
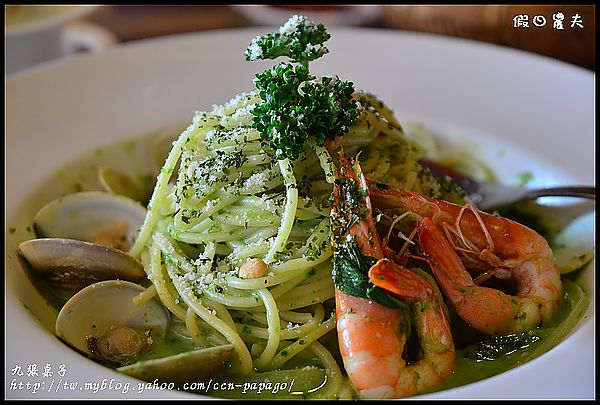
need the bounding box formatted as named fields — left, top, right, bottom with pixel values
left=332, top=152, right=455, bottom=398
left=368, top=183, right=563, bottom=335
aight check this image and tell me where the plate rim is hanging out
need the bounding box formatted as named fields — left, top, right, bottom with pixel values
left=5, top=25, right=595, bottom=400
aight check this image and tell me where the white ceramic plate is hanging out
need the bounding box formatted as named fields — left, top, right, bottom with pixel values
left=6, top=27, right=594, bottom=399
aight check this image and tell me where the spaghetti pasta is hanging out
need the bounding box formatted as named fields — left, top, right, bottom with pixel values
left=128, top=88, right=451, bottom=394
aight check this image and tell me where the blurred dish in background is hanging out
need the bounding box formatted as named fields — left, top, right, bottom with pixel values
left=382, top=5, right=595, bottom=70
left=5, top=4, right=73, bottom=27
left=232, top=5, right=383, bottom=26
left=78, top=5, right=593, bottom=70
left=5, top=5, right=117, bottom=75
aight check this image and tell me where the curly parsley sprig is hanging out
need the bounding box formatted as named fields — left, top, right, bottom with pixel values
left=253, top=63, right=357, bottom=160
left=245, top=15, right=359, bottom=161
left=245, top=14, right=330, bottom=70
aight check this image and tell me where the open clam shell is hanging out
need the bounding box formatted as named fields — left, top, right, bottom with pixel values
left=18, top=238, right=146, bottom=291
left=118, top=345, right=234, bottom=385
left=98, top=167, right=149, bottom=203
left=55, top=280, right=169, bottom=363
left=152, top=125, right=180, bottom=168
left=553, top=210, right=595, bottom=273
left=34, top=191, right=146, bottom=250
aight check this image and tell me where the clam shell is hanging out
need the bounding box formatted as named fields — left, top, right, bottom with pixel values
left=55, top=280, right=169, bottom=360
left=98, top=167, right=148, bottom=203
left=118, top=345, right=234, bottom=385
left=152, top=126, right=179, bottom=168
left=19, top=238, right=146, bottom=291
left=553, top=211, right=595, bottom=273
left=34, top=191, right=146, bottom=248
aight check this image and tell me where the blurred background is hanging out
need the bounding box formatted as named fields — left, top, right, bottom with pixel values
left=5, top=4, right=595, bottom=75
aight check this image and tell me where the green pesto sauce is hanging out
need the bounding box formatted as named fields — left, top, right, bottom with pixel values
left=209, top=347, right=329, bottom=400
left=26, top=133, right=589, bottom=399
left=426, top=280, right=587, bottom=394
left=134, top=276, right=587, bottom=400
left=131, top=319, right=198, bottom=364
left=515, top=171, right=534, bottom=188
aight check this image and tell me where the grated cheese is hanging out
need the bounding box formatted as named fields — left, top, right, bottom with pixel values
left=279, top=14, right=303, bottom=36
left=247, top=36, right=263, bottom=60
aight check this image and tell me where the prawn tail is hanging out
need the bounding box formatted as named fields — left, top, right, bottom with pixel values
left=368, top=258, right=432, bottom=303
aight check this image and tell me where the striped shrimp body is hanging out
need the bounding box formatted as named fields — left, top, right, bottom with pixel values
left=368, top=183, right=563, bottom=335
left=332, top=152, right=454, bottom=398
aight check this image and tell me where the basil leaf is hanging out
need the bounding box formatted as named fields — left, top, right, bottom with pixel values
left=332, top=239, right=408, bottom=310
left=464, top=330, right=541, bottom=361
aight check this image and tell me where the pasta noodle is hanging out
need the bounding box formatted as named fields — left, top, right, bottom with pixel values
left=128, top=89, right=451, bottom=391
